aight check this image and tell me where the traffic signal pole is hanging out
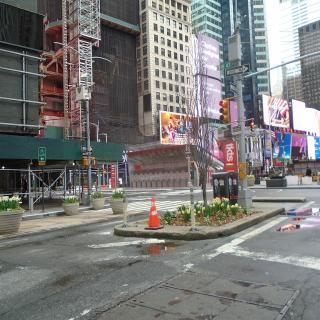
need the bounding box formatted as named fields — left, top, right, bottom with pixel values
left=231, top=21, right=252, bottom=208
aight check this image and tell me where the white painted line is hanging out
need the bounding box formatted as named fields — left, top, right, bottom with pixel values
left=222, top=246, right=320, bottom=271
left=80, top=309, right=91, bottom=316
left=183, top=263, right=194, bottom=271
left=296, top=201, right=314, bottom=210
left=205, top=216, right=287, bottom=259
left=88, top=238, right=165, bottom=249
left=97, top=231, right=111, bottom=235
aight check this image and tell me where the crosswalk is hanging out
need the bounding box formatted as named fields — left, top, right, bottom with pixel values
left=104, top=199, right=190, bottom=213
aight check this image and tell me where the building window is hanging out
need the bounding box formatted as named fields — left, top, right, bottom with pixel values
left=185, top=35, right=188, bottom=42
left=179, top=33, right=183, bottom=40
left=166, top=17, right=170, bottom=25
left=160, top=26, right=164, bottom=34
left=142, top=12, right=146, bottom=21
left=174, top=52, right=178, bottom=60
left=143, top=34, right=147, bottom=44
left=162, top=70, right=166, bottom=78
left=161, top=48, right=165, bottom=56
left=143, top=46, right=147, bottom=55
left=154, top=46, right=159, bottom=54
left=154, top=23, right=158, bottom=31
left=163, top=93, right=167, bottom=101
left=161, top=37, right=165, bottom=45
left=143, top=57, right=148, bottom=67
left=162, top=82, right=167, bottom=89
left=168, top=72, right=173, bottom=80
left=167, top=29, right=171, bottom=36
left=152, top=1, right=156, bottom=8
left=168, top=61, right=172, bottom=69
left=144, top=80, right=148, bottom=90
left=155, top=69, right=160, bottom=76
left=154, top=34, right=158, bottom=42
left=163, top=105, right=168, bottom=111
left=167, top=50, right=172, bottom=58
left=180, top=43, right=183, bottom=51
left=160, top=15, right=164, bottom=23
left=141, top=0, right=146, bottom=10
left=169, top=94, right=173, bottom=101
left=156, top=80, right=160, bottom=88
left=155, top=57, right=159, bottom=65
left=179, top=23, right=182, bottom=30
left=176, top=107, right=180, bottom=113
left=170, top=106, right=174, bottom=112
left=161, top=59, right=166, bottom=67
left=180, top=54, right=184, bottom=62
left=167, top=39, right=171, bottom=47
left=153, top=12, right=157, bottom=20
left=156, top=92, right=160, bottom=99
left=142, top=23, right=146, bottom=32
left=156, top=103, right=161, bottom=111
left=173, top=20, right=176, bottom=28
left=175, top=73, right=179, bottom=81
left=176, top=96, right=179, bottom=103
left=180, top=65, right=184, bottom=72
left=173, top=31, right=177, bottom=38
left=143, top=69, right=148, bottom=77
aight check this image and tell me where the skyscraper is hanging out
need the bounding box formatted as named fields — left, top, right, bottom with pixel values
left=268, top=0, right=320, bottom=100
left=192, top=0, right=269, bottom=122
left=299, top=20, right=320, bottom=109
left=191, top=0, right=222, bottom=43
left=137, top=0, right=193, bottom=137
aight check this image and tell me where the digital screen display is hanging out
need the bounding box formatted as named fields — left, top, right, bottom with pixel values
left=262, top=95, right=290, bottom=128
left=292, top=99, right=306, bottom=131
left=307, top=136, right=320, bottom=160
left=273, top=133, right=292, bottom=159
left=291, top=134, right=307, bottom=159
left=0, top=3, right=43, bottom=51
left=160, top=111, right=188, bottom=145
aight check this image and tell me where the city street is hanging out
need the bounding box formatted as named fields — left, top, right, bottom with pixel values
left=0, top=188, right=320, bottom=319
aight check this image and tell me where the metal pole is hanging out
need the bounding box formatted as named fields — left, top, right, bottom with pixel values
left=28, top=164, right=33, bottom=213
left=86, top=100, right=92, bottom=202
left=234, top=23, right=252, bottom=208
left=22, top=51, right=26, bottom=129
left=42, top=167, right=45, bottom=213
left=122, top=188, right=128, bottom=227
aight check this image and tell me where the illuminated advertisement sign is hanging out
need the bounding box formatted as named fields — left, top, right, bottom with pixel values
left=222, top=140, right=238, bottom=172
left=307, top=136, right=320, bottom=160
left=291, top=134, right=307, bottom=159
left=160, top=111, right=188, bottom=145
left=292, top=99, right=320, bottom=135
left=272, top=133, right=292, bottom=159
left=262, top=95, right=290, bottom=128
left=192, top=35, right=222, bottom=120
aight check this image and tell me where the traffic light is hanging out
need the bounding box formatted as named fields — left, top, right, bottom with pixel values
left=219, top=99, right=230, bottom=123
left=250, top=121, right=255, bottom=132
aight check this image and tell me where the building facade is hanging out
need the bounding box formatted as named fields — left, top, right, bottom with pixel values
left=275, top=0, right=320, bottom=101
left=191, top=0, right=222, bottom=43
left=137, top=0, right=193, bottom=136
left=299, top=20, right=320, bottom=109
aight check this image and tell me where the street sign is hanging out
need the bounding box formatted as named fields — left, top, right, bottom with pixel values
left=225, top=64, right=250, bottom=77
left=239, top=162, right=247, bottom=180
left=38, top=147, right=46, bottom=162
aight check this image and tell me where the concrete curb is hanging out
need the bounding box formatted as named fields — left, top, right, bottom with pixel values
left=114, top=208, right=285, bottom=241
left=252, top=197, right=306, bottom=203
left=0, top=212, right=144, bottom=242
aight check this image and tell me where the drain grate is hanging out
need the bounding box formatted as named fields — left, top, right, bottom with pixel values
left=97, top=271, right=299, bottom=320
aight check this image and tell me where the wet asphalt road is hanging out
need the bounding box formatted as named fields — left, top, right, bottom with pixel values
left=0, top=188, right=320, bottom=319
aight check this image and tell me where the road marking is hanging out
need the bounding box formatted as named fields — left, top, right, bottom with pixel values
left=222, top=246, right=320, bottom=271
left=205, top=216, right=287, bottom=259
left=296, top=201, right=314, bottom=210
left=88, top=238, right=165, bottom=249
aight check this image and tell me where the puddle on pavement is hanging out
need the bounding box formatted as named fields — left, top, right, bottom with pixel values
left=140, top=242, right=181, bottom=256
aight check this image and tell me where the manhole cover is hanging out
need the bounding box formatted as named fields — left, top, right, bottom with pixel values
left=97, top=271, right=298, bottom=320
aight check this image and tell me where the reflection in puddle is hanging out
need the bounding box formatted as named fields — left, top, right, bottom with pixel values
left=276, top=224, right=300, bottom=232
left=144, top=242, right=178, bottom=256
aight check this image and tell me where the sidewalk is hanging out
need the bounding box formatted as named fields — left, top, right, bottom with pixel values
left=0, top=207, right=136, bottom=241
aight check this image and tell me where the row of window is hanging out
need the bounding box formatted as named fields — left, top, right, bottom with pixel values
left=153, top=24, right=189, bottom=42
left=153, top=35, right=189, bottom=52
left=152, top=12, right=189, bottom=32
left=155, top=76, right=190, bottom=89
left=155, top=58, right=191, bottom=74
left=156, top=104, right=186, bottom=114
left=156, top=89, right=188, bottom=101
left=154, top=45, right=190, bottom=63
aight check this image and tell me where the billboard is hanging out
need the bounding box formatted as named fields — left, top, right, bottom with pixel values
left=291, top=134, right=307, bottom=160
left=222, top=140, right=238, bottom=172
left=262, top=95, right=290, bottom=128
left=307, top=136, right=320, bottom=160
left=291, top=99, right=320, bottom=135
left=160, top=111, right=188, bottom=145
left=192, top=35, right=222, bottom=119
left=272, top=133, right=292, bottom=159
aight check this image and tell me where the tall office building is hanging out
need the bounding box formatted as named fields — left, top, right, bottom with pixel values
left=220, top=0, right=269, bottom=122
left=137, top=0, right=193, bottom=136
left=270, top=0, right=320, bottom=100
left=299, top=20, right=320, bottom=109
left=191, top=0, right=222, bottom=43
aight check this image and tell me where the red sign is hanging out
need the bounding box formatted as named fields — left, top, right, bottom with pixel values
left=110, top=164, right=116, bottom=188
left=222, top=140, right=238, bottom=172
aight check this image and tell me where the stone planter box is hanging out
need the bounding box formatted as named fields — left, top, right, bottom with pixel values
left=302, top=176, right=313, bottom=185
left=0, top=210, right=24, bottom=234
left=247, top=177, right=255, bottom=186
left=266, top=178, right=287, bottom=188
left=110, top=198, right=126, bottom=215
left=91, top=197, right=105, bottom=210
left=63, top=202, right=79, bottom=215
left=285, top=175, right=299, bottom=186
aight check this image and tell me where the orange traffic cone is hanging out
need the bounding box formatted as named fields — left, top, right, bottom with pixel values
left=146, top=198, right=163, bottom=230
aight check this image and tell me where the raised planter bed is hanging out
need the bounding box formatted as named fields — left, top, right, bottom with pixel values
left=266, top=177, right=287, bottom=188
left=0, top=210, right=24, bottom=234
